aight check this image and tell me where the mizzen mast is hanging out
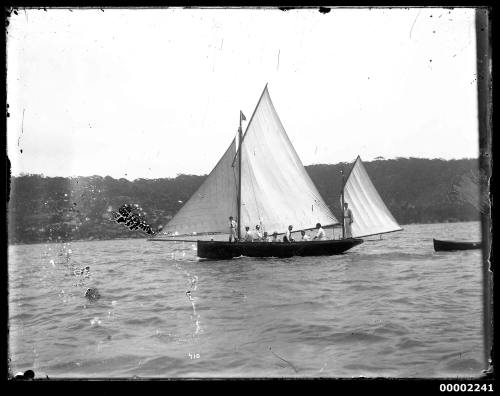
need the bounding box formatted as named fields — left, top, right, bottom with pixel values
left=237, top=110, right=244, bottom=240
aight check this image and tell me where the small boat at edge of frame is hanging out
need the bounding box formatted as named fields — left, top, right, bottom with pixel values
left=433, top=238, right=482, bottom=252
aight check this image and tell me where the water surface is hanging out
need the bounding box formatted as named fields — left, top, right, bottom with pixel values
left=8, top=222, right=486, bottom=378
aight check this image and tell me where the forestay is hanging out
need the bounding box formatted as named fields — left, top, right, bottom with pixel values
left=160, top=139, right=238, bottom=236
left=239, top=87, right=338, bottom=235
left=343, top=156, right=402, bottom=238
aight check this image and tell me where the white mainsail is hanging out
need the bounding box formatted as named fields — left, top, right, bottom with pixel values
left=239, top=86, right=338, bottom=235
left=161, top=85, right=338, bottom=238
left=343, top=156, right=402, bottom=238
left=161, top=139, right=238, bottom=236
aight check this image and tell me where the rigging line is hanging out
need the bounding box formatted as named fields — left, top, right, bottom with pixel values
left=305, top=184, right=334, bottom=211
left=310, top=192, right=335, bottom=214
left=154, top=230, right=229, bottom=238
left=307, top=192, right=337, bottom=222
left=231, top=84, right=268, bottom=168
left=248, top=161, right=263, bottom=230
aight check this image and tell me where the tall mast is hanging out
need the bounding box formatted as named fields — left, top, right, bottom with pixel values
left=237, top=112, right=243, bottom=240
left=341, top=168, right=345, bottom=239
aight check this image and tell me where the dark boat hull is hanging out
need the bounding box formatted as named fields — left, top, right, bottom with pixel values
left=197, top=239, right=364, bottom=259
left=433, top=239, right=481, bottom=252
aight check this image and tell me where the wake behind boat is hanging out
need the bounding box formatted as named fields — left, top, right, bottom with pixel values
left=150, top=84, right=401, bottom=259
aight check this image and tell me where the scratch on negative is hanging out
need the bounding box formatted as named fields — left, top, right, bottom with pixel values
left=269, top=346, right=298, bottom=373
left=409, top=10, right=422, bottom=39
left=277, top=49, right=280, bottom=71
left=18, top=108, right=25, bottom=151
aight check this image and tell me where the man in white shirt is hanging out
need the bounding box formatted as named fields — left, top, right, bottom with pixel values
left=228, top=216, right=238, bottom=242
left=300, top=230, right=311, bottom=241
left=313, top=223, right=326, bottom=240
left=254, top=225, right=263, bottom=241
left=343, top=203, right=354, bottom=238
left=244, top=226, right=253, bottom=242
left=284, top=225, right=294, bottom=242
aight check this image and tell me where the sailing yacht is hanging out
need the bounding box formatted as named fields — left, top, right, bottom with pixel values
left=151, top=85, right=401, bottom=259
left=342, top=156, right=402, bottom=238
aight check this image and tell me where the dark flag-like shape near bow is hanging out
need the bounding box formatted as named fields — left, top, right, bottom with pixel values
left=111, top=204, right=155, bottom=235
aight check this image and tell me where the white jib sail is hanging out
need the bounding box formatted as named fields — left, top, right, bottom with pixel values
left=343, top=156, right=402, bottom=238
left=239, top=86, right=338, bottom=235
left=161, top=139, right=238, bottom=236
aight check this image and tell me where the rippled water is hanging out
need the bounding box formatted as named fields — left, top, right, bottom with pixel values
left=8, top=222, right=486, bottom=378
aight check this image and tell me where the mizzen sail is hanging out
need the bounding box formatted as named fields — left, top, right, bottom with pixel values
left=239, top=86, right=338, bottom=235
left=161, top=139, right=239, bottom=236
left=343, top=156, right=402, bottom=238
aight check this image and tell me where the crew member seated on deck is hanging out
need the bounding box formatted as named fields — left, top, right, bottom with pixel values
left=229, top=216, right=238, bottom=242
left=313, top=223, right=326, bottom=240
left=263, top=231, right=270, bottom=242
left=283, top=225, right=294, bottom=242
left=300, top=230, right=311, bottom=241
left=244, top=226, right=253, bottom=242
left=271, top=232, right=279, bottom=242
left=254, top=225, right=263, bottom=241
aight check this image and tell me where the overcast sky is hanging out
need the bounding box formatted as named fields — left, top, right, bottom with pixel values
left=7, top=7, right=479, bottom=180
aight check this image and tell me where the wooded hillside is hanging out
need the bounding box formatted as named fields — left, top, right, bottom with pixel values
left=7, top=157, right=481, bottom=244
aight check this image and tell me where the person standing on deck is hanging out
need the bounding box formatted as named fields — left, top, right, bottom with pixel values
left=271, top=232, right=279, bottom=242
left=343, top=203, right=354, bottom=238
left=283, top=225, right=294, bottom=242
left=313, top=223, right=327, bottom=240
left=229, top=216, right=238, bottom=242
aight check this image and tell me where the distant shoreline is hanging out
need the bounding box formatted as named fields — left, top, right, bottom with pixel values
left=7, top=220, right=481, bottom=247
left=8, top=159, right=482, bottom=246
